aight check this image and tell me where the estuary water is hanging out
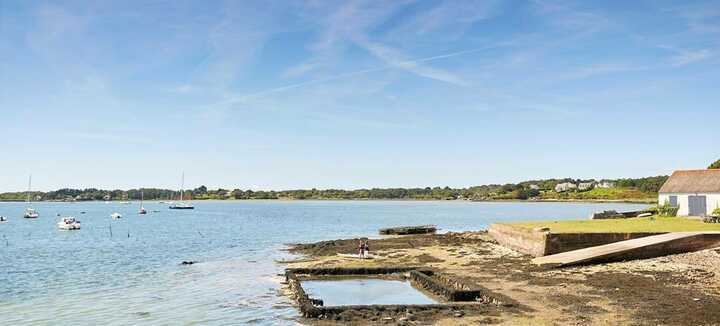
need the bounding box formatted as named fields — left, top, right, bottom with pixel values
left=0, top=200, right=648, bottom=325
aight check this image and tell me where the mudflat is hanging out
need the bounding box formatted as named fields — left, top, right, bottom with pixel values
left=284, top=232, right=720, bottom=325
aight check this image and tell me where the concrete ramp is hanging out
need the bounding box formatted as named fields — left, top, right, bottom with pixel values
left=532, top=232, right=720, bottom=268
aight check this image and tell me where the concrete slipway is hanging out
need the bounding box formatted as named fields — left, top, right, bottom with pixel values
left=532, top=232, right=720, bottom=268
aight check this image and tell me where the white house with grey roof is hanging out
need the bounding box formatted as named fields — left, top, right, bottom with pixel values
left=555, top=182, right=577, bottom=192
left=658, top=169, right=720, bottom=217
left=578, top=182, right=594, bottom=191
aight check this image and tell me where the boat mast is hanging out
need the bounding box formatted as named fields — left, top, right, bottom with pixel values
left=180, top=172, right=185, bottom=202
left=26, top=174, right=32, bottom=206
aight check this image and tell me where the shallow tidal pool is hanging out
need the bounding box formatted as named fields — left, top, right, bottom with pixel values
left=301, top=279, right=436, bottom=306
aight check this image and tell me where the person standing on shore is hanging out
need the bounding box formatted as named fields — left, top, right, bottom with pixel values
left=358, top=240, right=366, bottom=259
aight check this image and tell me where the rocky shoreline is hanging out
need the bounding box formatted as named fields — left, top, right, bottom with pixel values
left=282, top=232, right=720, bottom=325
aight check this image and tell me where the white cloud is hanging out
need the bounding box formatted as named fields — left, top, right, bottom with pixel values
left=556, top=63, right=645, bottom=81
left=670, top=49, right=714, bottom=66
left=170, top=84, right=196, bottom=94
left=294, top=0, right=479, bottom=86
left=531, top=0, right=611, bottom=33
left=281, top=61, right=320, bottom=79
left=354, top=38, right=468, bottom=86
left=305, top=0, right=410, bottom=52
left=666, top=4, right=720, bottom=35
left=385, top=0, right=502, bottom=41
left=209, top=45, right=501, bottom=112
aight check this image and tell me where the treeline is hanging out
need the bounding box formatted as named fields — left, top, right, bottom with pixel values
left=611, top=176, right=669, bottom=193
left=0, top=188, right=182, bottom=202
left=0, top=176, right=669, bottom=202
left=232, top=187, right=461, bottom=200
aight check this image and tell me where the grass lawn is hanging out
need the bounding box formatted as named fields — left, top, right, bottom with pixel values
left=505, top=216, right=720, bottom=233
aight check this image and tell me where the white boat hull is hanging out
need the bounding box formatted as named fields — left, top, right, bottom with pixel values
left=57, top=217, right=81, bottom=230
left=24, top=208, right=39, bottom=219
left=57, top=223, right=81, bottom=230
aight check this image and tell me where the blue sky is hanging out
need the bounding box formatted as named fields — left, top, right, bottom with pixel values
left=1, top=0, right=719, bottom=191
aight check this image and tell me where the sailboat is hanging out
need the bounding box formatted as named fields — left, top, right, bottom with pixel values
left=169, top=172, right=194, bottom=210
left=139, top=190, right=147, bottom=214
left=23, top=175, right=39, bottom=218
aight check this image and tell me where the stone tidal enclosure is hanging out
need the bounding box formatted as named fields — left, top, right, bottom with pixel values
left=285, top=267, right=504, bottom=319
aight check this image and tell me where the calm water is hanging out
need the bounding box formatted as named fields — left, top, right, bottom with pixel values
left=0, top=200, right=648, bottom=325
left=302, top=279, right=436, bottom=306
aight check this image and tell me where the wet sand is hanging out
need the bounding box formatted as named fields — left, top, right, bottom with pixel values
left=283, top=232, right=720, bottom=325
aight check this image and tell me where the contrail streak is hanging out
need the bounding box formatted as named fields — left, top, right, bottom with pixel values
left=208, top=45, right=502, bottom=109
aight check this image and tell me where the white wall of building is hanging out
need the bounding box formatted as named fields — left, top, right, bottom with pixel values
left=659, top=192, right=720, bottom=216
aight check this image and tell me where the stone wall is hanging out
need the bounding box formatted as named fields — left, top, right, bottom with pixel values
left=409, top=270, right=480, bottom=302
left=285, top=267, right=504, bottom=320
left=489, top=223, right=665, bottom=257
left=488, top=223, right=549, bottom=257
left=409, top=270, right=503, bottom=303
left=285, top=269, right=323, bottom=318
left=288, top=267, right=416, bottom=276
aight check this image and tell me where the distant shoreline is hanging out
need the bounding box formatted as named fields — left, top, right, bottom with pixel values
left=0, top=198, right=656, bottom=204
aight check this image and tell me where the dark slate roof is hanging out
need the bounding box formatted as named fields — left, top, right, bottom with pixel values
left=659, top=170, right=720, bottom=193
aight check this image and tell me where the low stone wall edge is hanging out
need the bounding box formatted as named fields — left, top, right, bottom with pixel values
left=489, top=223, right=547, bottom=257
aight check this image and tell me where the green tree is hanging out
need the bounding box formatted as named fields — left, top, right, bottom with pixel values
left=709, top=159, right=720, bottom=169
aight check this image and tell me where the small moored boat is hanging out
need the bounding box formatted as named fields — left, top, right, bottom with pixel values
left=169, top=172, right=194, bottom=210
left=57, top=217, right=81, bottom=230
left=139, top=191, right=147, bottom=215
left=169, top=202, right=194, bottom=210
left=24, top=208, right=39, bottom=219
left=0, top=216, right=7, bottom=222
left=111, top=213, right=122, bottom=219
left=23, top=175, right=39, bottom=218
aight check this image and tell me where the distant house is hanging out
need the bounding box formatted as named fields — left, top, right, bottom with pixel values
left=658, top=170, right=720, bottom=217
left=596, top=181, right=615, bottom=189
left=528, top=184, right=540, bottom=190
left=578, top=182, right=595, bottom=191
left=555, top=182, right=577, bottom=192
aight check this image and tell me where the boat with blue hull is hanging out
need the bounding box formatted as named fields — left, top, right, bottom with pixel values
left=169, top=172, right=194, bottom=210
